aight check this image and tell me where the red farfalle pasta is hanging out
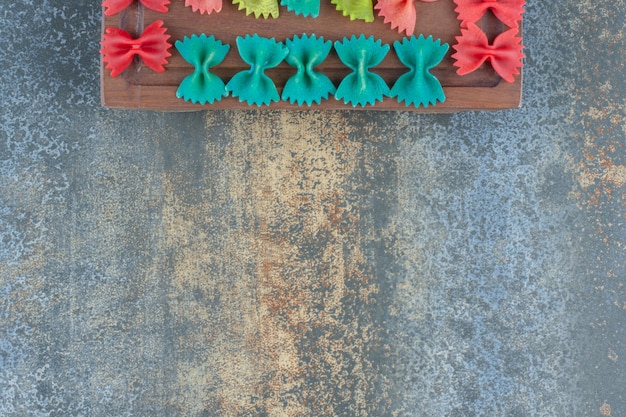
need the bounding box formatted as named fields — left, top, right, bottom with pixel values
left=375, top=0, right=439, bottom=35
left=453, top=0, right=525, bottom=28
left=100, top=20, right=172, bottom=77
left=183, top=0, right=223, bottom=14
left=103, top=0, right=170, bottom=16
left=451, top=22, right=524, bottom=82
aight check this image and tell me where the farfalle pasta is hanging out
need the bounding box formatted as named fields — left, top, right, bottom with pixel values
left=453, top=0, right=525, bottom=28
left=100, top=20, right=172, bottom=77
left=233, top=0, right=280, bottom=18
left=103, top=0, right=169, bottom=15
left=375, top=0, right=439, bottom=36
left=175, top=34, right=230, bottom=104
left=375, top=0, right=415, bottom=35
left=282, top=34, right=336, bottom=106
left=331, top=0, right=374, bottom=22
left=452, top=22, right=524, bottom=82
left=183, top=0, right=222, bottom=14
left=334, top=35, right=390, bottom=107
left=226, top=35, right=288, bottom=106
left=391, top=35, right=448, bottom=108
left=280, top=0, right=320, bottom=17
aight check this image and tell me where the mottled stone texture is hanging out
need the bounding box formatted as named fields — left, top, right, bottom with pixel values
left=1, top=1, right=624, bottom=417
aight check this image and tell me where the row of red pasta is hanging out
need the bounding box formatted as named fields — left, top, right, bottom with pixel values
left=100, top=22, right=523, bottom=107
left=104, top=0, right=523, bottom=35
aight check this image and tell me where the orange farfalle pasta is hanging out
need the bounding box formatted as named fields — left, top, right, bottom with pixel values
left=375, top=0, right=439, bottom=35
left=451, top=22, right=524, bottom=82
left=183, top=0, right=222, bottom=14
left=453, top=0, right=525, bottom=28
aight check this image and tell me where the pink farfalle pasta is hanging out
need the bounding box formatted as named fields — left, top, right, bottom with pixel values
left=102, top=0, right=170, bottom=16
left=453, top=0, right=525, bottom=28
left=451, top=22, right=524, bottom=82
left=183, top=0, right=222, bottom=14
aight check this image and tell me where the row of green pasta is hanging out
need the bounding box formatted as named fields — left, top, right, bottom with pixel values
left=178, top=32, right=449, bottom=108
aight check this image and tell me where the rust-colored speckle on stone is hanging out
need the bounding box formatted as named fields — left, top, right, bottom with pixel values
left=157, top=111, right=393, bottom=416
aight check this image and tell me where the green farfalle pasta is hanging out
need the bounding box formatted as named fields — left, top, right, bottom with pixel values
left=175, top=34, right=230, bottom=105
left=232, top=0, right=279, bottom=18
left=282, top=34, right=336, bottom=106
left=391, top=35, right=449, bottom=108
left=226, top=34, right=288, bottom=106
left=331, top=0, right=374, bottom=22
left=334, top=35, right=390, bottom=107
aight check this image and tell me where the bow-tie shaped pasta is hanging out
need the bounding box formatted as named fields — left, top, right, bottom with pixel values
left=183, top=0, right=223, bottom=14
left=334, top=35, right=390, bottom=107
left=331, top=0, right=374, bottom=22
left=374, top=0, right=416, bottom=35
left=374, top=0, right=438, bottom=35
left=282, top=34, right=336, bottom=106
left=100, top=20, right=172, bottom=78
left=233, top=0, right=280, bottom=18
left=102, top=0, right=169, bottom=16
left=226, top=35, right=288, bottom=106
left=391, top=35, right=448, bottom=108
left=175, top=34, right=230, bottom=104
left=453, top=0, right=525, bottom=28
left=281, top=0, right=320, bottom=17
left=451, top=22, right=524, bottom=82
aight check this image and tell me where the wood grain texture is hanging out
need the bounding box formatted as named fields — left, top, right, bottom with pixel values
left=100, top=1, right=522, bottom=111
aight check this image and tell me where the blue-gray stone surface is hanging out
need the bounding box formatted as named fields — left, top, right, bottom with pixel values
left=1, top=1, right=625, bottom=416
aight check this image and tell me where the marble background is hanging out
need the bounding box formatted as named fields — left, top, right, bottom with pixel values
left=0, top=1, right=624, bottom=416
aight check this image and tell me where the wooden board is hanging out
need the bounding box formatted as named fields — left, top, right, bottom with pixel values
left=100, top=1, right=522, bottom=111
